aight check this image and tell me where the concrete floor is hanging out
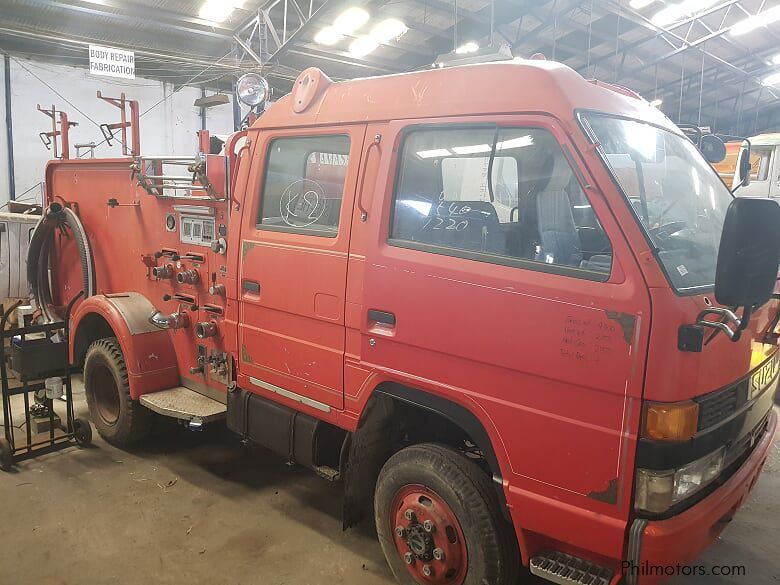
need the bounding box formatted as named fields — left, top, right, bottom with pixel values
left=0, top=380, right=778, bottom=585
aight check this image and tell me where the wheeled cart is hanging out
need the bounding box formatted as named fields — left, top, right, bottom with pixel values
left=0, top=292, right=91, bottom=471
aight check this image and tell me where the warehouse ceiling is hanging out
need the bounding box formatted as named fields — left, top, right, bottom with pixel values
left=0, top=0, right=778, bottom=134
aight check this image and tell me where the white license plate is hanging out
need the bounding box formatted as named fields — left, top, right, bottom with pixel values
left=750, top=353, right=780, bottom=400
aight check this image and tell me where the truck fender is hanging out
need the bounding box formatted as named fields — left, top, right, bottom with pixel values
left=70, top=293, right=179, bottom=400
left=343, top=381, right=513, bottom=529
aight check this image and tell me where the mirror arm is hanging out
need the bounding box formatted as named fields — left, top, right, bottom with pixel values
left=695, top=306, right=744, bottom=342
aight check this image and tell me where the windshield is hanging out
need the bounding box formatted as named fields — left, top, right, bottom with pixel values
left=581, top=113, right=733, bottom=292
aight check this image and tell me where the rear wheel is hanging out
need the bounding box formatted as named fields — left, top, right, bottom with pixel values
left=375, top=443, right=519, bottom=585
left=73, top=417, right=93, bottom=446
left=84, top=338, right=151, bottom=446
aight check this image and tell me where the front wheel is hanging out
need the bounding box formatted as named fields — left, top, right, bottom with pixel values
left=375, top=443, right=519, bottom=585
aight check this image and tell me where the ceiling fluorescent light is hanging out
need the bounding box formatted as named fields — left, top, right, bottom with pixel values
left=650, top=98, right=663, bottom=107
left=652, top=0, right=719, bottom=26
left=334, top=7, right=370, bottom=34
left=315, top=26, right=343, bottom=45
left=370, top=18, right=408, bottom=43
left=497, top=136, right=534, bottom=150
left=417, top=149, right=452, bottom=158
left=199, top=0, right=241, bottom=23
left=763, top=71, right=780, bottom=87
left=349, top=35, right=379, bottom=58
left=451, top=144, right=492, bottom=154
left=730, top=5, right=780, bottom=36
left=455, top=42, right=479, bottom=54
left=629, top=0, right=657, bottom=8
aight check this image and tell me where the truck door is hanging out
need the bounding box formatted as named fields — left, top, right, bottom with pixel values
left=361, top=117, right=650, bottom=532
left=237, top=126, right=366, bottom=411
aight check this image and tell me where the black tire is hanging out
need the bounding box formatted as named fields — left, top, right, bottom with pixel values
left=0, top=437, right=13, bottom=471
left=73, top=417, right=93, bottom=446
left=84, top=338, right=152, bottom=446
left=375, top=443, right=520, bottom=585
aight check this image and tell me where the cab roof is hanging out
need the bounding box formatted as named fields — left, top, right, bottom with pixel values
left=749, top=133, right=780, bottom=146
left=254, top=59, right=678, bottom=134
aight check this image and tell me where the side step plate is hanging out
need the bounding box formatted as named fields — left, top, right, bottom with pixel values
left=140, top=387, right=226, bottom=424
left=530, top=551, right=613, bottom=585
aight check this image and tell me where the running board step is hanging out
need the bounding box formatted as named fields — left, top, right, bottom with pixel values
left=140, top=387, right=226, bottom=424
left=530, top=552, right=613, bottom=585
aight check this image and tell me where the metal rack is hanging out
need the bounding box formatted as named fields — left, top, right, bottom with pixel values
left=0, top=292, right=91, bottom=471
left=131, top=155, right=226, bottom=200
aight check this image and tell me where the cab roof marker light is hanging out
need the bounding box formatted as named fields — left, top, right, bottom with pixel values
left=650, top=98, right=663, bottom=107
left=730, top=5, right=780, bottom=36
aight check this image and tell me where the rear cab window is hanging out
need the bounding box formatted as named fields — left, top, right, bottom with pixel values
left=389, top=126, right=612, bottom=279
left=258, top=135, right=351, bottom=237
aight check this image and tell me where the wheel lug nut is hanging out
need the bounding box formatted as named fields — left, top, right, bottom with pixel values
left=404, top=552, right=415, bottom=565
left=404, top=509, right=416, bottom=522
left=422, top=564, right=434, bottom=577
left=395, top=526, right=406, bottom=538
left=433, top=548, right=445, bottom=561
left=423, top=519, right=435, bottom=532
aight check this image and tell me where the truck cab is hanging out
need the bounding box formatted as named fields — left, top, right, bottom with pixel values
left=38, top=60, right=780, bottom=585
left=716, top=133, right=780, bottom=198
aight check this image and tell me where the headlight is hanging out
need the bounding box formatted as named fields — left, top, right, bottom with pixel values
left=635, top=447, right=725, bottom=514
left=236, top=73, right=269, bottom=107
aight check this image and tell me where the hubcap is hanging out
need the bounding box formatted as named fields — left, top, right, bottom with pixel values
left=90, top=364, right=120, bottom=425
left=390, top=485, right=468, bottom=584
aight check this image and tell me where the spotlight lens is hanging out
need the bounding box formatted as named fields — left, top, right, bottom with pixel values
left=236, top=73, right=269, bottom=107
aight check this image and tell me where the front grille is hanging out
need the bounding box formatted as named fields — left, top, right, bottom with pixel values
left=697, top=383, right=743, bottom=431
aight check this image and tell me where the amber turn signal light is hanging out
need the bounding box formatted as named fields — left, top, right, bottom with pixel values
left=642, top=401, right=699, bottom=441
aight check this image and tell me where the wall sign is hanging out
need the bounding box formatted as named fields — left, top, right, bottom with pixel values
left=89, top=45, right=135, bottom=79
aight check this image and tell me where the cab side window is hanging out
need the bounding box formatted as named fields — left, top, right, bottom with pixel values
left=390, top=127, right=612, bottom=277
left=258, top=135, right=350, bottom=236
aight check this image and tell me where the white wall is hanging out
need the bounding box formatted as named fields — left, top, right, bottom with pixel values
left=0, top=57, right=236, bottom=205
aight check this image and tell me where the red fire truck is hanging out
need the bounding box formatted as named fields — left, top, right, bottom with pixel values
left=26, top=61, right=780, bottom=585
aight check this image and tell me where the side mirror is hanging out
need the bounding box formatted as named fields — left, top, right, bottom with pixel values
left=700, top=134, right=726, bottom=164
left=732, top=141, right=752, bottom=191
left=715, top=197, right=780, bottom=308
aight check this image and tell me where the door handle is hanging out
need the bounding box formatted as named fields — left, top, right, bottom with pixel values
left=242, top=279, right=261, bottom=294
left=368, top=309, right=396, bottom=326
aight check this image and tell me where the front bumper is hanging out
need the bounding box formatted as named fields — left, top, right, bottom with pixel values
left=625, top=408, right=776, bottom=585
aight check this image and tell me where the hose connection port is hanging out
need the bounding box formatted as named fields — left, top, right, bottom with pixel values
left=176, top=269, right=200, bottom=285
left=152, top=264, right=174, bottom=279
left=195, top=320, right=218, bottom=339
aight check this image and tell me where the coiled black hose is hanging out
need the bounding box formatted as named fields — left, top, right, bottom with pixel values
left=27, top=203, right=96, bottom=322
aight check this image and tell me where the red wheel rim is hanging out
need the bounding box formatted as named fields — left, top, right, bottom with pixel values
left=390, top=484, right=468, bottom=584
